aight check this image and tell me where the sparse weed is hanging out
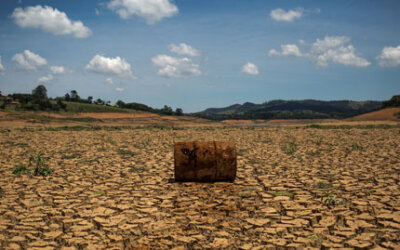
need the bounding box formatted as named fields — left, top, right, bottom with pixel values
left=351, top=142, right=363, bottom=151
left=12, top=164, right=30, bottom=175
left=107, top=136, right=116, bottom=145
left=30, top=152, right=52, bottom=176
left=117, top=149, right=136, bottom=157
left=306, top=234, right=322, bottom=245
left=62, top=153, right=81, bottom=159
left=93, top=190, right=107, bottom=196
left=129, top=166, right=147, bottom=173
left=237, top=149, right=248, bottom=156
left=270, top=191, right=294, bottom=199
left=282, top=140, right=297, bottom=155
left=321, top=190, right=347, bottom=208
left=313, top=181, right=332, bottom=189
left=12, top=152, right=52, bottom=176
left=238, top=192, right=251, bottom=198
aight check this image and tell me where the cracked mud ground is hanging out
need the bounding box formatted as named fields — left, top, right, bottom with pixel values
left=0, top=126, right=399, bottom=249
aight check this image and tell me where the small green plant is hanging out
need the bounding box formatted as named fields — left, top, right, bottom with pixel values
left=93, top=190, right=107, bottom=196
left=238, top=192, right=251, bottom=198
left=282, top=140, right=297, bottom=155
left=270, top=191, right=294, bottom=199
left=62, top=153, right=81, bottom=159
left=306, top=234, right=322, bottom=244
left=117, top=149, right=136, bottom=156
left=129, top=166, right=147, bottom=173
left=237, top=149, right=248, bottom=156
left=107, top=136, right=116, bottom=145
left=316, top=137, right=323, bottom=146
left=321, top=191, right=347, bottom=208
left=313, top=181, right=332, bottom=189
left=351, top=142, right=363, bottom=151
left=29, top=152, right=52, bottom=176
left=12, top=164, right=30, bottom=175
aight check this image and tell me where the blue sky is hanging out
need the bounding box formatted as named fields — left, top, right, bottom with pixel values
left=0, top=0, right=399, bottom=112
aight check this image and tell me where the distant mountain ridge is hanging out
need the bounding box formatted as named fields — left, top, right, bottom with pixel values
left=192, top=99, right=382, bottom=120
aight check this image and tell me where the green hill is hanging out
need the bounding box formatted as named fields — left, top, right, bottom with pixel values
left=193, top=99, right=382, bottom=120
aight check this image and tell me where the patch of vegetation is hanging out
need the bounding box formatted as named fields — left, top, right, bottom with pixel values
left=30, top=152, right=52, bottom=176
left=93, top=190, right=107, bottom=196
left=321, top=191, right=347, bottom=208
left=117, top=149, right=136, bottom=157
left=12, top=164, right=30, bottom=175
left=306, top=234, right=322, bottom=244
left=270, top=191, right=294, bottom=199
left=237, top=149, right=248, bottom=156
left=129, top=166, right=147, bottom=173
left=238, top=192, right=251, bottom=198
left=12, top=152, right=52, bottom=176
left=107, top=136, right=116, bottom=145
left=313, top=181, right=333, bottom=189
left=351, top=142, right=363, bottom=151
left=282, top=140, right=297, bottom=155
left=62, top=153, right=81, bottom=159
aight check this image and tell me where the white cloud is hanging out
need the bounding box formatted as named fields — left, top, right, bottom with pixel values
left=85, top=55, right=135, bottom=78
left=377, top=45, right=400, bottom=67
left=12, top=50, right=47, bottom=70
left=269, top=36, right=370, bottom=68
left=168, top=43, right=201, bottom=57
left=115, top=87, right=124, bottom=92
left=0, top=57, right=4, bottom=72
left=310, top=36, right=370, bottom=67
left=241, top=62, right=259, bottom=75
left=12, top=5, right=92, bottom=38
left=270, top=8, right=303, bottom=22
left=37, top=74, right=53, bottom=83
left=50, top=66, right=67, bottom=74
left=107, top=0, right=178, bottom=24
left=310, top=36, right=350, bottom=54
left=151, top=54, right=202, bottom=78
left=268, top=44, right=302, bottom=57
left=95, top=8, right=100, bottom=16
left=106, top=77, right=114, bottom=84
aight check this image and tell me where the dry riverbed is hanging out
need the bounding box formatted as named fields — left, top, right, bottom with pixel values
left=0, top=125, right=399, bottom=249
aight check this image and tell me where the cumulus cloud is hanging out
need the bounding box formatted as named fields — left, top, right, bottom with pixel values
left=151, top=54, right=202, bottom=78
left=37, top=74, right=53, bottom=83
left=268, top=44, right=302, bottom=57
left=0, top=57, right=4, bottom=72
left=270, top=7, right=304, bottom=22
left=85, top=55, right=135, bottom=78
left=377, top=45, right=400, bottom=67
left=12, top=5, right=92, bottom=38
left=12, top=50, right=47, bottom=70
left=310, top=36, right=370, bottom=67
left=241, top=62, right=259, bottom=75
left=115, top=87, right=124, bottom=92
left=107, top=0, right=178, bottom=24
left=269, top=36, right=370, bottom=68
left=50, top=66, right=67, bottom=74
left=168, top=43, right=201, bottom=57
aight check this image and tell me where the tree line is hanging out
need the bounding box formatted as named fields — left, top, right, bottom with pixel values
left=0, top=85, right=184, bottom=115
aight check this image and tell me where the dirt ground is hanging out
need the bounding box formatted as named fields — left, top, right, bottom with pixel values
left=0, top=120, right=399, bottom=250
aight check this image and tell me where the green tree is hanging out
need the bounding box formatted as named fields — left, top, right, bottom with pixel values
left=32, top=85, right=48, bottom=100
left=175, top=108, right=183, bottom=116
left=382, top=95, right=400, bottom=108
left=88, top=96, right=93, bottom=104
left=70, top=90, right=80, bottom=102
left=64, top=93, right=71, bottom=101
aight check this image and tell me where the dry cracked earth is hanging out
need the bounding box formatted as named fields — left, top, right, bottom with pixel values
left=0, top=126, right=399, bottom=249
